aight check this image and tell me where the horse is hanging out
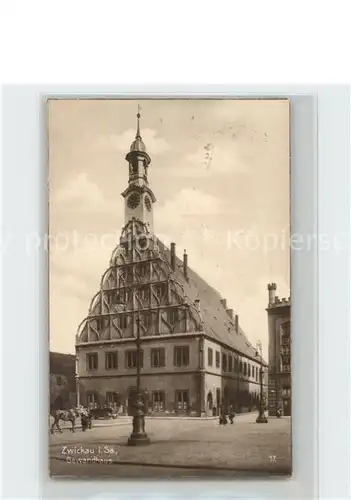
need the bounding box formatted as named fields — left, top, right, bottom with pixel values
left=50, top=408, right=80, bottom=434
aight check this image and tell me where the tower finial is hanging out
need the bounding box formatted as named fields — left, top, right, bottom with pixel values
left=136, top=104, right=141, bottom=139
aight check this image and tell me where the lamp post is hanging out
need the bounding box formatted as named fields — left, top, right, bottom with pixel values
left=127, top=314, right=150, bottom=446
left=256, top=341, right=268, bottom=424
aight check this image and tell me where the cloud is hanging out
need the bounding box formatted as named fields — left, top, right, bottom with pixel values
left=170, top=141, right=248, bottom=178
left=95, top=128, right=170, bottom=156
left=53, top=172, right=121, bottom=214
left=155, top=187, right=236, bottom=229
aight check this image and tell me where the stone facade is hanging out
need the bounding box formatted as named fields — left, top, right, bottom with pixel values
left=267, top=283, right=291, bottom=416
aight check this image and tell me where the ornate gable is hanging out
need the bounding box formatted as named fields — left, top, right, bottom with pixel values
left=77, top=219, right=202, bottom=345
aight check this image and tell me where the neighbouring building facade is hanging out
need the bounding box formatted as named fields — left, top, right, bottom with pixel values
left=267, top=283, right=291, bottom=416
left=75, top=112, right=267, bottom=416
left=50, top=352, right=76, bottom=411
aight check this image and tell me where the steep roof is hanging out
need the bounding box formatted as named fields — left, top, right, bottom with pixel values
left=157, top=240, right=261, bottom=363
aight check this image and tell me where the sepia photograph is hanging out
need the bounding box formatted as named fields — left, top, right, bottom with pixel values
left=48, top=98, right=291, bottom=479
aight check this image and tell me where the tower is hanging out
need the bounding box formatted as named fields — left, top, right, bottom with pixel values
left=121, top=107, right=156, bottom=232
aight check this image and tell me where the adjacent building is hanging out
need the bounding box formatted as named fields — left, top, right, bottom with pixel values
left=267, top=283, right=291, bottom=416
left=75, top=112, right=267, bottom=416
left=50, top=352, right=76, bottom=410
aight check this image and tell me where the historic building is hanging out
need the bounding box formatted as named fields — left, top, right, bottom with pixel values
left=267, top=283, right=291, bottom=416
left=75, top=112, right=267, bottom=416
left=50, top=352, right=76, bottom=410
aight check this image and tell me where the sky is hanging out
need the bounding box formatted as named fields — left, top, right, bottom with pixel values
left=49, top=99, right=290, bottom=358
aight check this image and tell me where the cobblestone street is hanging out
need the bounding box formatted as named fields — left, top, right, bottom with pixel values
left=50, top=414, right=292, bottom=478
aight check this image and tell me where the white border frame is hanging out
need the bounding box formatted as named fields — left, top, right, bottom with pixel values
left=0, top=85, right=349, bottom=499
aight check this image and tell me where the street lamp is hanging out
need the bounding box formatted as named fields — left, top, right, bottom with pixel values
left=255, top=341, right=268, bottom=424
left=127, top=312, right=150, bottom=446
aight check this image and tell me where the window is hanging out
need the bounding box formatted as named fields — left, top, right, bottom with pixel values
left=87, top=353, right=98, bottom=371
left=140, top=287, right=149, bottom=300
left=152, top=391, right=165, bottom=411
left=87, top=391, right=99, bottom=406
left=175, top=390, right=189, bottom=411
left=138, top=236, right=148, bottom=250
left=106, top=391, right=119, bottom=406
left=239, top=360, right=243, bottom=373
left=222, top=353, right=227, bottom=372
left=248, top=364, right=251, bottom=377
left=215, top=351, right=220, bottom=368
left=243, top=362, right=247, bottom=376
left=228, top=355, right=233, bottom=372
left=256, top=366, right=259, bottom=381
left=282, top=364, right=291, bottom=373
left=56, top=375, right=63, bottom=386
left=151, top=348, right=165, bottom=368
left=105, top=351, right=118, bottom=370
left=208, top=348, right=213, bottom=367
left=139, top=264, right=148, bottom=277
left=143, top=312, right=150, bottom=328
left=125, top=350, right=143, bottom=369
left=168, top=309, right=179, bottom=324
left=108, top=292, right=114, bottom=306
left=126, top=267, right=133, bottom=282
left=118, top=315, right=128, bottom=329
left=234, top=357, right=238, bottom=373
left=174, top=346, right=189, bottom=367
left=155, top=284, right=166, bottom=298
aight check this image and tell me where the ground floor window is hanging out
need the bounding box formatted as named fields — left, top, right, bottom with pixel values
left=105, top=391, right=120, bottom=407
left=152, top=391, right=165, bottom=412
left=87, top=391, right=99, bottom=407
left=175, top=390, right=189, bottom=411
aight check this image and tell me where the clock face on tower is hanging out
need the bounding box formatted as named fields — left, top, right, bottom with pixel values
left=144, top=196, right=152, bottom=212
left=127, top=192, right=141, bottom=209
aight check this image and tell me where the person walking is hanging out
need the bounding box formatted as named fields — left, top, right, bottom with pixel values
left=228, top=404, right=235, bottom=424
left=219, top=405, right=228, bottom=425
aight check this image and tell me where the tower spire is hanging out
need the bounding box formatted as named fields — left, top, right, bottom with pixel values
left=136, top=104, right=141, bottom=139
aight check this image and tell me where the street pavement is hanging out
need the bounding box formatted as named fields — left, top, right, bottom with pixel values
left=50, top=414, right=292, bottom=478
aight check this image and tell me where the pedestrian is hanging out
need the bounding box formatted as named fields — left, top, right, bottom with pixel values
left=219, top=405, right=227, bottom=425
left=80, top=407, right=91, bottom=431
left=228, top=404, right=235, bottom=424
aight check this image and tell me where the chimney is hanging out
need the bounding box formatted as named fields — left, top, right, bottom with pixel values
left=220, top=298, right=227, bottom=309
left=195, top=299, right=200, bottom=310
left=170, top=242, right=176, bottom=271
left=267, top=282, right=277, bottom=304
left=235, top=314, right=239, bottom=333
left=226, top=308, right=233, bottom=320
left=183, top=249, right=188, bottom=281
